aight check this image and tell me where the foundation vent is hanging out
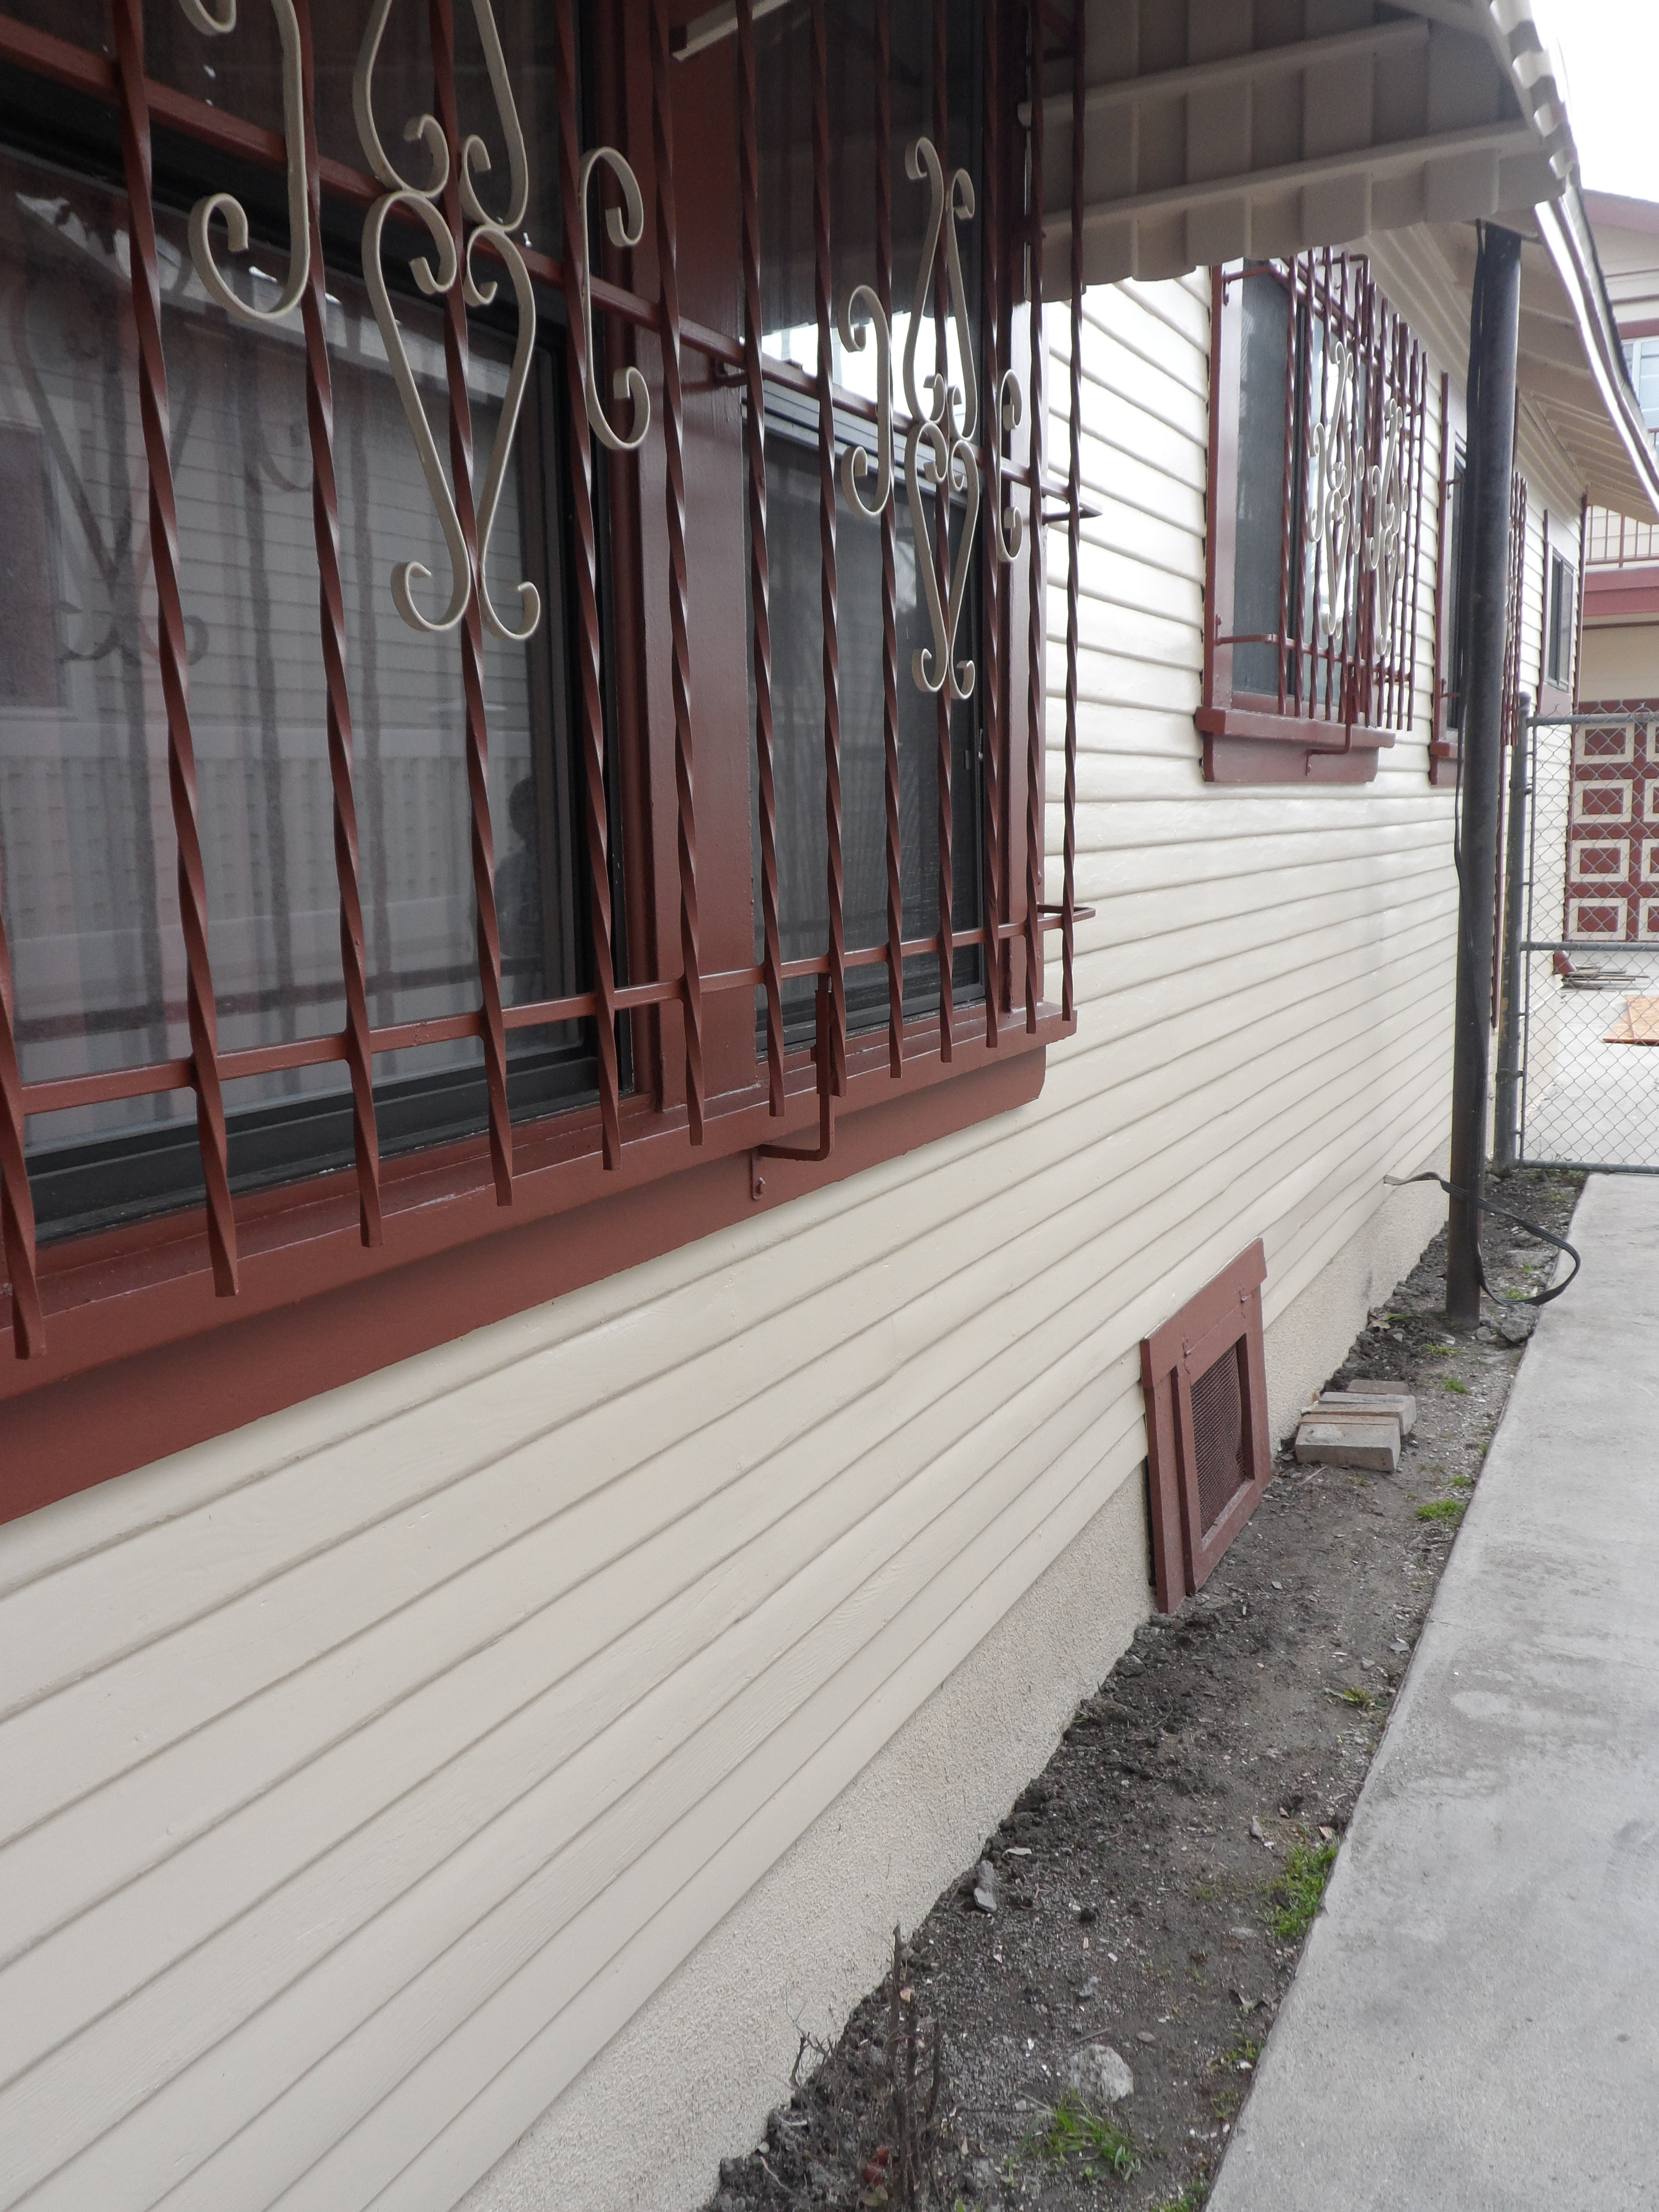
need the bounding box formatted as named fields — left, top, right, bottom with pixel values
left=1139, top=1242, right=1273, bottom=1612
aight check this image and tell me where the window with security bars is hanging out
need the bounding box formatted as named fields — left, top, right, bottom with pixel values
left=0, top=0, right=1092, bottom=1514
left=1201, top=253, right=1435, bottom=787
left=1139, top=1241, right=1273, bottom=1613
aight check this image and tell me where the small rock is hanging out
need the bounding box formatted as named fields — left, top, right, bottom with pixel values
left=1390, top=1638, right=1409, bottom=1653
left=1079, top=1976, right=1101, bottom=1999
left=1228, top=1925, right=1255, bottom=1940
left=1271, top=1579, right=1283, bottom=1590
left=1249, top=1816, right=1274, bottom=1851
left=1066, top=2042, right=1134, bottom=2105
left=1232, top=1988, right=1260, bottom=2012
left=973, top=1858, right=1000, bottom=1913
left=1135, top=2030, right=1157, bottom=2045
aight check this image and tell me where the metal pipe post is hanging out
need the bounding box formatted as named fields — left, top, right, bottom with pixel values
left=1491, top=693, right=1531, bottom=1171
left=1446, top=226, right=1523, bottom=1324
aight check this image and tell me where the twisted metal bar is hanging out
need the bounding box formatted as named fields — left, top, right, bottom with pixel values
left=876, top=0, right=903, bottom=1075
left=431, top=0, right=512, bottom=1202
left=1023, top=0, right=1046, bottom=1031
left=978, top=0, right=1003, bottom=1047
left=113, top=0, right=238, bottom=1294
left=736, top=0, right=784, bottom=1115
left=0, top=886, right=41, bottom=1357
left=1062, top=0, right=1082, bottom=1024
left=295, top=0, right=380, bottom=1244
left=810, top=0, right=847, bottom=1095
left=932, top=0, right=953, bottom=1061
left=650, top=0, right=706, bottom=1142
left=555, top=0, right=622, bottom=1168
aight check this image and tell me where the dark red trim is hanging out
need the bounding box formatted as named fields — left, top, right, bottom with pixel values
left=0, top=1034, right=1053, bottom=1522
left=1584, top=570, right=1659, bottom=622
left=1197, top=706, right=1389, bottom=785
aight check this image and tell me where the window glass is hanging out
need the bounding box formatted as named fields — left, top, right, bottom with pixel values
left=1231, top=268, right=1290, bottom=699
left=0, top=142, right=588, bottom=1239
left=1547, top=549, right=1574, bottom=689
left=754, top=0, right=984, bottom=1042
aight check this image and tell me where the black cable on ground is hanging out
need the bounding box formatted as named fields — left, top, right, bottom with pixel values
left=1384, top=1171, right=1580, bottom=1308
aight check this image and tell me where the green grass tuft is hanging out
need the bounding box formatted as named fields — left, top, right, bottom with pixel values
left=1270, top=1840, right=1338, bottom=1942
left=1022, top=2093, right=1140, bottom=2184
left=1417, top=1498, right=1465, bottom=1524
left=1443, top=1376, right=1471, bottom=1395
left=1150, top=2181, right=1211, bottom=2212
left=1339, top=1685, right=1378, bottom=1710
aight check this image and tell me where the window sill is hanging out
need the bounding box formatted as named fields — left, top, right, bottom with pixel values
left=1196, top=704, right=1395, bottom=785
left=0, top=1010, right=1067, bottom=1524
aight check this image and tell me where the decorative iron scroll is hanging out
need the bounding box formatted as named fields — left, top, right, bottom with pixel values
left=837, top=283, right=892, bottom=519
left=837, top=132, right=1013, bottom=704
left=1309, top=333, right=1361, bottom=650
left=989, top=367, right=1023, bottom=563
left=1369, top=390, right=1411, bottom=661
left=353, top=0, right=541, bottom=640
left=179, top=0, right=311, bottom=324
left=577, top=149, right=650, bottom=452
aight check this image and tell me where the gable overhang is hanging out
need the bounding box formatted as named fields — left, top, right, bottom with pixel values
left=1031, top=0, right=1659, bottom=519
left=1035, top=0, right=1572, bottom=287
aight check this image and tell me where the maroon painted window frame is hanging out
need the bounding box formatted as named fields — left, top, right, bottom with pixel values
left=0, top=0, right=1094, bottom=1522
left=1139, top=1240, right=1273, bottom=1613
left=1201, top=254, right=1434, bottom=789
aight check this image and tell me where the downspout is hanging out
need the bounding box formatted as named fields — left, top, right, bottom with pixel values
left=1446, top=225, right=1523, bottom=1327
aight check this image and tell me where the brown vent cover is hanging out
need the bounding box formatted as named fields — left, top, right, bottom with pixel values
left=1139, top=1241, right=1273, bottom=1612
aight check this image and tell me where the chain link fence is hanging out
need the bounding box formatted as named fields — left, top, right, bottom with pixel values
left=1499, top=708, right=1659, bottom=1174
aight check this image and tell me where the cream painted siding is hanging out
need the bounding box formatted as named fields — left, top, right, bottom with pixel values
left=0, top=268, right=1474, bottom=2212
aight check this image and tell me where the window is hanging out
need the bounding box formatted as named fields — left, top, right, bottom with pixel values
left=1623, top=336, right=1659, bottom=447
left=1546, top=546, right=1575, bottom=695
left=1201, top=254, right=1432, bottom=786
left=0, top=0, right=1087, bottom=1506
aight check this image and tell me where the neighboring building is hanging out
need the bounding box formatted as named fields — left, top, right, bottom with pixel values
left=0, top=9, right=1655, bottom=2212
left=1580, top=191, right=1659, bottom=705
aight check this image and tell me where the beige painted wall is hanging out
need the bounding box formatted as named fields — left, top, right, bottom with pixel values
left=0, top=255, right=1515, bottom=2212
left=1581, top=620, right=1659, bottom=701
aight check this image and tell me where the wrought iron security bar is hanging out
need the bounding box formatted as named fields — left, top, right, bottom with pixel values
left=0, top=0, right=1091, bottom=1358
left=1219, top=250, right=1430, bottom=738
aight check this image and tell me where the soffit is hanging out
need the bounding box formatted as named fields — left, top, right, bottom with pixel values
left=1029, top=0, right=1659, bottom=520
left=1427, top=204, right=1659, bottom=519
left=1035, top=0, right=1572, bottom=289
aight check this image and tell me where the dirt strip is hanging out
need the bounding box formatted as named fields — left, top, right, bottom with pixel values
left=699, top=1171, right=1583, bottom=2212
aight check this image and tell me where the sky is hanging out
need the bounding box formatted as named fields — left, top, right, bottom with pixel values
left=1535, top=0, right=1659, bottom=204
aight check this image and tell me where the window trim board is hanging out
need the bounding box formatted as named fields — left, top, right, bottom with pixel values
left=0, top=1020, right=1055, bottom=1525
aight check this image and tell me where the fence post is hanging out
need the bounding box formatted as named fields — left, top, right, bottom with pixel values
left=1446, top=226, right=1522, bottom=1326
left=1492, top=697, right=1531, bottom=1170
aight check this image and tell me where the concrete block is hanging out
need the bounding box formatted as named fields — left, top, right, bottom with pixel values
left=1323, top=1389, right=1416, bottom=1436
left=1293, top=1419, right=1401, bottom=1473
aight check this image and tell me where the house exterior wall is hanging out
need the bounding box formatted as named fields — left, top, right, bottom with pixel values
left=1581, top=621, right=1659, bottom=700
left=0, top=257, right=1554, bottom=2212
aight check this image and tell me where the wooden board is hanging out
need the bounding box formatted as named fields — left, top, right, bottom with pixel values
left=1602, top=997, right=1659, bottom=1046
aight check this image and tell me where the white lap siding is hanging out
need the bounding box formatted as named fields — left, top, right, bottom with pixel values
left=0, top=268, right=1468, bottom=2212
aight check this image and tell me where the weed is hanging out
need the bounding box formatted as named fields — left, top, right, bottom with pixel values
left=1022, top=2094, right=1140, bottom=2185
left=1269, top=1840, right=1338, bottom=1941
left=1450, top=1474, right=1473, bottom=1489
left=1150, top=2180, right=1211, bottom=2212
left=1339, top=1685, right=1377, bottom=1710
left=1217, top=2031, right=1262, bottom=2071
left=1443, top=1376, right=1470, bottom=1396
left=1416, top=1499, right=1465, bottom=1524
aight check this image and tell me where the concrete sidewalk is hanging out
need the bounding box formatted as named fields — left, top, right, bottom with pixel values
left=1210, top=1175, right=1659, bottom=2212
